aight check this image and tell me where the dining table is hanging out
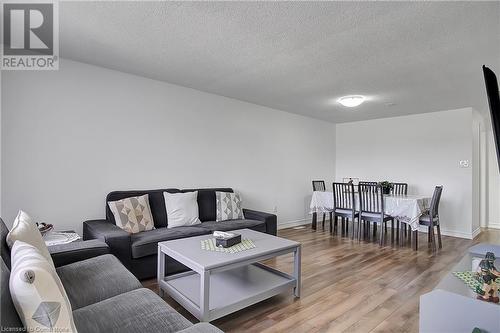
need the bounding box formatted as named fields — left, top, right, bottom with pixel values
left=309, top=191, right=431, bottom=231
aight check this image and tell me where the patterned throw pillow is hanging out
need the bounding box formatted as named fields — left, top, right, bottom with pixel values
left=6, top=210, right=55, bottom=269
left=108, top=194, right=155, bottom=234
left=216, top=192, right=243, bottom=222
left=10, top=241, right=77, bottom=332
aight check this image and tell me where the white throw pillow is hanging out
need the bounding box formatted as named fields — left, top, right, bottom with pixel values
left=108, top=194, right=155, bottom=234
left=216, top=192, right=243, bottom=221
left=10, top=241, right=77, bottom=333
left=164, top=192, right=201, bottom=228
left=6, top=211, right=55, bottom=269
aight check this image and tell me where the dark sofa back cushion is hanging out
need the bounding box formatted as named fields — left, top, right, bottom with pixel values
left=0, top=218, right=11, bottom=269
left=106, top=189, right=180, bottom=228
left=1, top=261, right=23, bottom=329
left=181, top=188, right=233, bottom=222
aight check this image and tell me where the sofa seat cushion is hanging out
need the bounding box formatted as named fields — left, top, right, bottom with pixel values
left=73, top=288, right=192, bottom=333
left=199, top=219, right=266, bottom=233
left=56, top=254, right=142, bottom=310
left=131, top=227, right=210, bottom=259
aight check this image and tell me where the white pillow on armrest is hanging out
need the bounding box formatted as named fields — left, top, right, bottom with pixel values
left=6, top=210, right=55, bottom=269
left=9, top=240, right=77, bottom=332
left=164, top=192, right=201, bottom=228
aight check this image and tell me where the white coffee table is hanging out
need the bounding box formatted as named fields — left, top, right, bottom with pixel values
left=157, top=228, right=301, bottom=322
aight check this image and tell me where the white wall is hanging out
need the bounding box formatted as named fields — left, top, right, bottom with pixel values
left=1, top=59, right=335, bottom=233
left=335, top=108, right=478, bottom=239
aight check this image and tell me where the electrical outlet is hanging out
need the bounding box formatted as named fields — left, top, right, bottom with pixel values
left=459, top=160, right=470, bottom=168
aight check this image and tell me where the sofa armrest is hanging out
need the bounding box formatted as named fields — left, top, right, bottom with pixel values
left=176, top=323, right=224, bottom=333
left=48, top=239, right=109, bottom=267
left=82, top=219, right=132, bottom=269
left=243, top=209, right=277, bottom=236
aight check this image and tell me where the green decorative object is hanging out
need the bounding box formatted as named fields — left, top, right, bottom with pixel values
left=475, top=252, right=500, bottom=302
left=201, top=238, right=256, bottom=254
left=453, top=252, right=500, bottom=303
left=378, top=181, right=393, bottom=195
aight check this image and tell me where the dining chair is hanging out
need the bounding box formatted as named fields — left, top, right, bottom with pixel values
left=358, top=181, right=378, bottom=187
left=358, top=184, right=393, bottom=245
left=391, top=183, right=408, bottom=195
left=312, top=180, right=332, bottom=231
left=418, top=186, right=443, bottom=251
left=332, top=182, right=358, bottom=238
left=390, top=182, right=408, bottom=244
left=357, top=182, right=378, bottom=238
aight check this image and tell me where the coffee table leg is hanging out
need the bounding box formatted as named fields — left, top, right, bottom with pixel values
left=200, top=270, right=210, bottom=321
left=293, top=246, right=301, bottom=297
left=157, top=247, right=165, bottom=298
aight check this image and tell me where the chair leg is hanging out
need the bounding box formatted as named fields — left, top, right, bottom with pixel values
left=312, top=212, right=317, bottom=231
left=430, top=225, right=437, bottom=252
left=396, top=220, right=400, bottom=245
left=391, top=220, right=394, bottom=244
left=329, top=212, right=333, bottom=233
left=373, top=224, right=377, bottom=239
left=379, top=223, right=384, bottom=246
left=437, top=224, right=442, bottom=249
left=351, top=215, right=355, bottom=240
left=322, top=213, right=326, bottom=230
left=413, top=230, right=418, bottom=251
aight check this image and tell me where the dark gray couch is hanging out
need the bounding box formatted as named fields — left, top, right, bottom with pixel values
left=83, top=188, right=277, bottom=279
left=0, top=218, right=223, bottom=333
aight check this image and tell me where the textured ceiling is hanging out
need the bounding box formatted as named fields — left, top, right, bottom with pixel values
left=60, top=1, right=500, bottom=123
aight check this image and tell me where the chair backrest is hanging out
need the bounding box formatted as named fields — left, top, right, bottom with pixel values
left=391, top=182, right=408, bottom=195
left=358, top=184, right=384, bottom=214
left=359, top=181, right=378, bottom=185
left=332, top=182, right=355, bottom=211
left=358, top=181, right=377, bottom=190
left=429, top=186, right=443, bottom=218
left=312, top=180, right=326, bottom=191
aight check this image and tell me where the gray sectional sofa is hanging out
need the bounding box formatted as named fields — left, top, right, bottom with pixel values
left=0, top=218, right=223, bottom=333
left=83, top=188, right=277, bottom=279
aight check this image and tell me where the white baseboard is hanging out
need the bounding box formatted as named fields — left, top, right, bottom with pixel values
left=277, top=217, right=477, bottom=239
left=472, top=227, right=482, bottom=239
left=277, top=218, right=311, bottom=230
left=487, top=222, right=500, bottom=230
left=417, top=226, right=474, bottom=239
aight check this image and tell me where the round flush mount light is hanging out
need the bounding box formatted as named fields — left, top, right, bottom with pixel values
left=338, top=95, right=365, bottom=108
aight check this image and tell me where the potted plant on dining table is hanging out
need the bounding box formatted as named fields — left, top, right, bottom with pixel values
left=379, top=181, right=393, bottom=195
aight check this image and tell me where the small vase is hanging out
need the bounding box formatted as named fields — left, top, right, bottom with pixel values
left=382, top=188, right=391, bottom=195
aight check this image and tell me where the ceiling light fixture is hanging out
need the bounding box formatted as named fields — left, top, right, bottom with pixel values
left=338, top=95, right=365, bottom=108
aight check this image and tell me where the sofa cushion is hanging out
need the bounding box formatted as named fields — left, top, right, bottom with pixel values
left=216, top=191, right=243, bottom=221
left=164, top=192, right=202, bottom=228
left=106, top=189, right=181, bottom=228
left=181, top=188, right=233, bottom=222
left=6, top=211, right=55, bottom=268
left=131, top=227, right=210, bottom=259
left=1, top=259, right=25, bottom=329
left=73, top=288, right=192, bottom=333
left=10, top=241, right=77, bottom=332
left=199, top=219, right=266, bottom=233
left=1, top=218, right=11, bottom=269
left=108, top=194, right=155, bottom=234
left=56, top=254, right=142, bottom=310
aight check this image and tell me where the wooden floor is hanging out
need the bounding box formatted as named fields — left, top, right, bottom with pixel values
left=143, top=226, right=500, bottom=333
